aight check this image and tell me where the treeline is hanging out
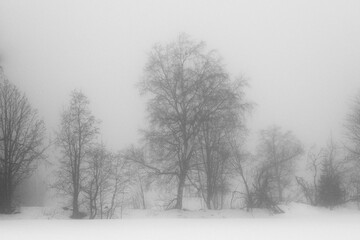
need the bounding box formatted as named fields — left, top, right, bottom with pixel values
left=1, top=34, right=360, bottom=218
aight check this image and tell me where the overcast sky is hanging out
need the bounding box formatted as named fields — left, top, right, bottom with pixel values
left=0, top=0, right=360, bottom=152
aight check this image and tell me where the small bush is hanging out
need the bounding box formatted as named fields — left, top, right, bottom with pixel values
left=70, top=211, right=87, bottom=219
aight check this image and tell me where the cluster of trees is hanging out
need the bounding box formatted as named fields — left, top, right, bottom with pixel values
left=293, top=95, right=360, bottom=210
left=54, top=91, right=132, bottom=219
left=131, top=34, right=360, bottom=212
left=1, top=34, right=360, bottom=217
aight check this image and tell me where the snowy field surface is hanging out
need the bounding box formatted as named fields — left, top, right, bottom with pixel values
left=2, top=202, right=360, bottom=240
left=1, top=202, right=360, bottom=220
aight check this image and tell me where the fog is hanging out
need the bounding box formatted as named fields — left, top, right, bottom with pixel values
left=1, top=0, right=360, bottom=152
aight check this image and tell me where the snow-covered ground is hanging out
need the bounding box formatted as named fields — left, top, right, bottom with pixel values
left=1, top=202, right=360, bottom=220
left=2, top=203, right=360, bottom=240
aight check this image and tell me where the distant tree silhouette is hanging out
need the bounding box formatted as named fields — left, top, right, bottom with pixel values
left=83, top=145, right=130, bottom=219
left=317, top=140, right=345, bottom=209
left=228, top=139, right=254, bottom=211
left=256, top=126, right=303, bottom=203
left=318, top=167, right=344, bottom=209
left=295, top=147, right=323, bottom=206
left=345, top=91, right=360, bottom=205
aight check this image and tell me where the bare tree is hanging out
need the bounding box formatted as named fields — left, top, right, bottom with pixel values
left=256, top=126, right=303, bottom=203
left=126, top=151, right=148, bottom=210
left=345, top=92, right=360, bottom=204
left=83, top=145, right=130, bottom=219
left=200, top=84, right=249, bottom=211
left=55, top=90, right=99, bottom=218
left=0, top=71, right=46, bottom=213
left=189, top=140, right=230, bottom=210
left=228, top=137, right=254, bottom=211
left=105, top=153, right=130, bottom=219
left=189, top=79, right=251, bottom=210
left=345, top=92, right=360, bottom=156
left=251, top=162, right=284, bottom=213
left=139, top=33, right=247, bottom=209
left=295, top=146, right=322, bottom=206
left=83, top=143, right=112, bottom=219
left=124, top=146, right=167, bottom=208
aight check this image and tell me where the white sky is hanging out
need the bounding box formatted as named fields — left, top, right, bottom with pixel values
left=0, top=0, right=360, bottom=152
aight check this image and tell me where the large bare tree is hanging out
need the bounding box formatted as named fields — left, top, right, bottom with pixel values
left=55, top=90, right=99, bottom=218
left=139, top=33, right=240, bottom=209
left=0, top=70, right=46, bottom=213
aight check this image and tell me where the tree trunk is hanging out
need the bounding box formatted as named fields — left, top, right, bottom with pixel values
left=277, top=181, right=283, bottom=203
left=174, top=173, right=186, bottom=209
left=2, top=190, right=12, bottom=213
left=1, top=172, right=13, bottom=213
left=275, top=172, right=283, bottom=203
left=72, top=189, right=80, bottom=218
left=138, top=174, right=146, bottom=209
left=206, top=177, right=213, bottom=209
left=206, top=194, right=212, bottom=210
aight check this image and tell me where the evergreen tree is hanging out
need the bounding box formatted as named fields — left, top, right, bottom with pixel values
left=318, top=160, right=344, bottom=209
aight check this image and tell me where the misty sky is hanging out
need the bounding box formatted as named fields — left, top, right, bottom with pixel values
left=0, top=0, right=360, bottom=152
